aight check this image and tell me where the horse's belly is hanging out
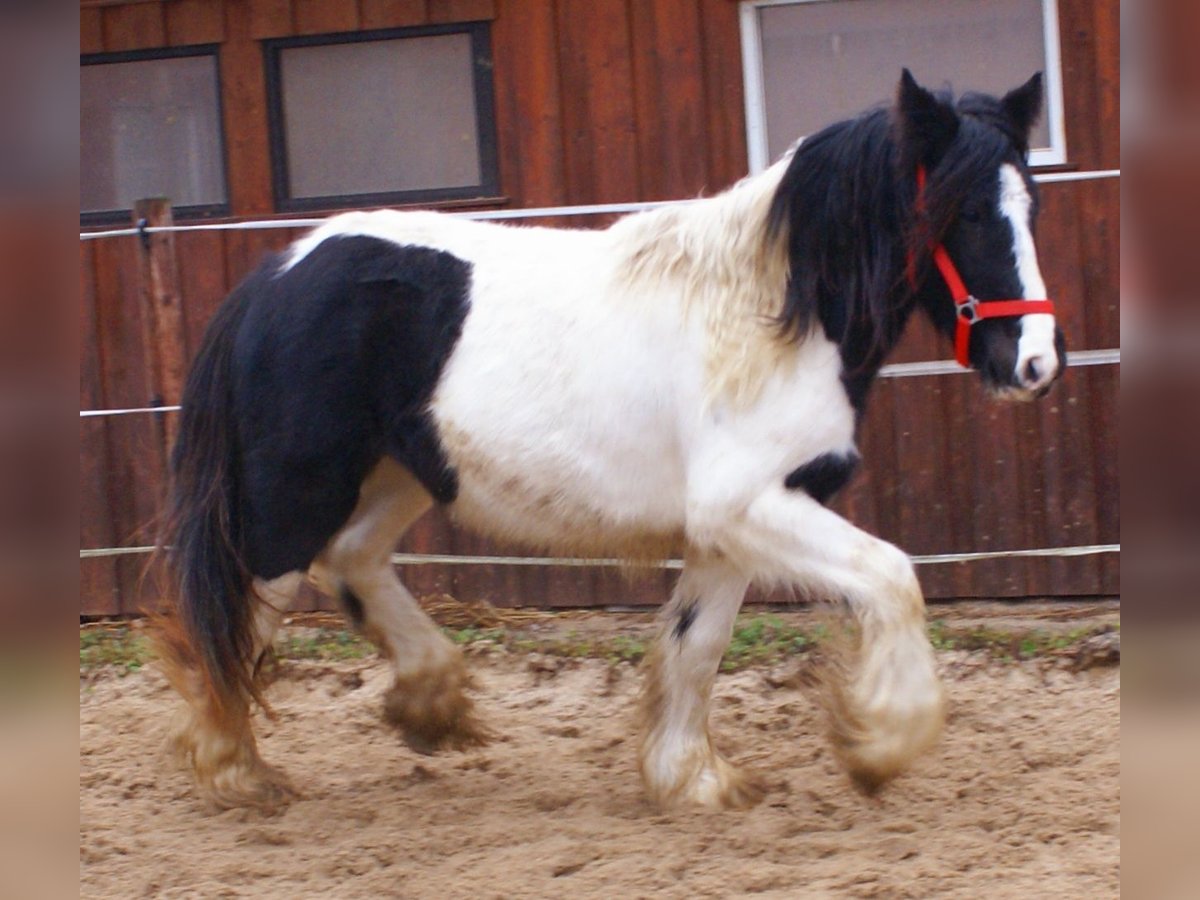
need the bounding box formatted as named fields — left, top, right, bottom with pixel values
left=433, top=408, right=687, bottom=557
left=430, top=354, right=690, bottom=556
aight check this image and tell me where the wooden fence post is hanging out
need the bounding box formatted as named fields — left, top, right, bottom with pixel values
left=133, top=198, right=187, bottom=460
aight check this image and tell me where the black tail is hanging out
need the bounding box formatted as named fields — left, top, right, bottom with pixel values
left=157, top=286, right=261, bottom=716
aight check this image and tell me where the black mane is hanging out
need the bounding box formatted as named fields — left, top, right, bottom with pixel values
left=765, top=94, right=1016, bottom=408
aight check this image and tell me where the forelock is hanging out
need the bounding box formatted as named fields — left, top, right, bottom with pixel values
left=956, top=92, right=1026, bottom=157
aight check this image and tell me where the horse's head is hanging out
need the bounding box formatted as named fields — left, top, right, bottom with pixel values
left=897, top=70, right=1066, bottom=400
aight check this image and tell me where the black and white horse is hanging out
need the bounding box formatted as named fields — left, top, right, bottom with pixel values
left=158, top=71, right=1064, bottom=810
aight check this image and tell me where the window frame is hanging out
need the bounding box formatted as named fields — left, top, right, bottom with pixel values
left=263, top=22, right=501, bottom=214
left=80, top=44, right=231, bottom=226
left=738, top=0, right=1069, bottom=172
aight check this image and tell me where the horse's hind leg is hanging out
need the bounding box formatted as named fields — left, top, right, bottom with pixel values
left=163, top=572, right=301, bottom=810
left=639, top=557, right=762, bottom=809
left=309, top=459, right=489, bottom=753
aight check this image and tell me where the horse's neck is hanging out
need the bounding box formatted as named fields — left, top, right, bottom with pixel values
left=608, top=166, right=796, bottom=407
left=832, top=286, right=920, bottom=413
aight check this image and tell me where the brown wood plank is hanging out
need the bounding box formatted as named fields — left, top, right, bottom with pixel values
left=222, top=3, right=275, bottom=215
left=1087, top=365, right=1119, bottom=595
left=81, top=6, right=104, bottom=54
left=91, top=237, right=166, bottom=613
left=133, top=199, right=188, bottom=456
left=250, top=0, right=294, bottom=39
left=443, top=526, right=500, bottom=606
left=698, top=0, right=748, bottom=188
left=1069, top=177, right=1119, bottom=596
left=428, top=0, right=495, bottom=24
left=961, top=386, right=1030, bottom=597
left=890, top=375, right=956, bottom=598
left=557, top=0, right=639, bottom=204
left=1088, top=0, right=1120, bottom=169
left=175, top=231, right=230, bottom=360
left=630, top=0, right=707, bottom=201
left=832, top=469, right=878, bottom=545
left=359, top=0, right=428, bottom=29
left=1074, top=180, right=1120, bottom=350
left=938, top=374, right=997, bottom=597
left=1010, top=397, right=1053, bottom=596
left=854, top=378, right=900, bottom=545
left=101, top=1, right=166, bottom=52
left=490, top=0, right=565, bottom=207
left=1057, top=0, right=1104, bottom=171
left=398, top=509, right=458, bottom=600
left=80, top=242, right=120, bottom=616
left=165, top=0, right=226, bottom=46
left=1035, top=366, right=1103, bottom=596
left=293, top=0, right=359, bottom=35
left=393, top=511, right=436, bottom=598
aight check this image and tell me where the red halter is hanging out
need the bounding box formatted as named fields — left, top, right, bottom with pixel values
left=910, top=165, right=1056, bottom=368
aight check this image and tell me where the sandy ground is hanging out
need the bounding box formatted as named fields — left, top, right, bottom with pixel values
left=80, top=608, right=1119, bottom=899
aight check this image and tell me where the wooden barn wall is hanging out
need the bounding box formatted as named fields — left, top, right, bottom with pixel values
left=79, top=0, right=1119, bottom=616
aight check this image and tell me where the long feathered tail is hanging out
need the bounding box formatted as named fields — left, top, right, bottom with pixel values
left=154, top=287, right=264, bottom=721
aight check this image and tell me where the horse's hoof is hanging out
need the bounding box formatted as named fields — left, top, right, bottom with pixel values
left=827, top=676, right=945, bottom=797
left=642, top=745, right=766, bottom=811
left=394, top=702, right=494, bottom=755
left=384, top=665, right=492, bottom=754
left=201, top=759, right=299, bottom=812
left=691, top=755, right=766, bottom=810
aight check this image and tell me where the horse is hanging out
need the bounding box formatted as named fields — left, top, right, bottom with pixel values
left=156, top=70, right=1065, bottom=811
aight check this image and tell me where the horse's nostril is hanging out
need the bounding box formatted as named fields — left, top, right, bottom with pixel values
left=1023, top=359, right=1041, bottom=385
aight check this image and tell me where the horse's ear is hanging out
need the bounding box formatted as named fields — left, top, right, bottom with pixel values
left=895, top=69, right=959, bottom=170
left=1000, top=72, right=1044, bottom=151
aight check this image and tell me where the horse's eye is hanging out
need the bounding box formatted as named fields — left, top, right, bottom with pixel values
left=961, top=206, right=983, bottom=224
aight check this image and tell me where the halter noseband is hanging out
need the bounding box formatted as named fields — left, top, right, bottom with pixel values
left=909, top=165, right=1056, bottom=368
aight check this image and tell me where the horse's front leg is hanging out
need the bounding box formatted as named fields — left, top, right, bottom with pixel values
left=638, top=558, right=762, bottom=809
left=704, top=487, right=945, bottom=794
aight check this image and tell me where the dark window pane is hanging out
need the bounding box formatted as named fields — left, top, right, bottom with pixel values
left=81, top=53, right=226, bottom=214
left=757, top=0, right=1051, bottom=161
left=278, top=33, right=483, bottom=200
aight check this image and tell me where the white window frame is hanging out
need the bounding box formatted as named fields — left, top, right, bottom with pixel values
left=739, top=0, right=1068, bottom=172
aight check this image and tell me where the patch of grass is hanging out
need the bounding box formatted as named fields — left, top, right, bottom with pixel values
left=81, top=612, right=1118, bottom=674
left=273, top=628, right=373, bottom=661
left=445, top=625, right=506, bottom=646
left=927, top=619, right=955, bottom=651
left=607, top=635, right=647, bottom=665
left=79, top=627, right=152, bottom=674
left=720, top=615, right=820, bottom=672
left=927, top=621, right=1113, bottom=660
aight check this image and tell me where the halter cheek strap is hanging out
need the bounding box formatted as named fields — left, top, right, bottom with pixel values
left=911, top=166, right=1056, bottom=368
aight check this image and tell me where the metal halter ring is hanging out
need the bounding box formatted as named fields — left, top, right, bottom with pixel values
left=957, top=296, right=980, bottom=324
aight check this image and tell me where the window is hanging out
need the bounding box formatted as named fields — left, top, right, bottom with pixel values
left=740, top=0, right=1068, bottom=171
left=265, top=23, right=500, bottom=212
left=81, top=46, right=228, bottom=224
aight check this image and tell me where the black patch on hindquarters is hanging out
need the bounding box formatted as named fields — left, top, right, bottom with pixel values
left=339, top=586, right=366, bottom=629
left=784, top=450, right=861, bottom=505
left=672, top=600, right=699, bottom=641
left=226, top=235, right=471, bottom=579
